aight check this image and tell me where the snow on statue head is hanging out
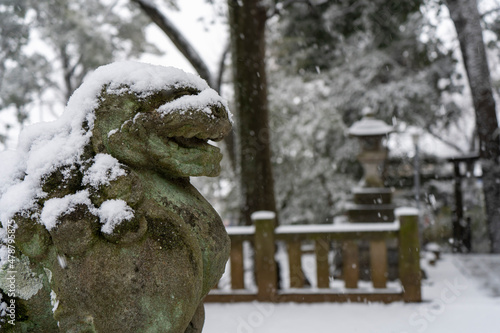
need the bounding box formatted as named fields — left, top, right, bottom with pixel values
left=0, top=61, right=232, bottom=332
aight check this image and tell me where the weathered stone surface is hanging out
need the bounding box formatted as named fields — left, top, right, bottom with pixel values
left=0, top=63, right=231, bottom=332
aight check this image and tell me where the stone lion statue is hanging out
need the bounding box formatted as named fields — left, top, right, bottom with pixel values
left=0, top=61, right=231, bottom=332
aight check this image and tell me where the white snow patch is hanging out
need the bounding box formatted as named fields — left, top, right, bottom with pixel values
left=50, top=290, right=59, bottom=313
left=40, top=191, right=92, bottom=230
left=251, top=211, right=276, bottom=221
left=102, top=61, right=209, bottom=98
left=276, top=221, right=400, bottom=234
left=97, top=199, right=134, bottom=234
left=226, top=226, right=255, bottom=236
left=107, top=128, right=119, bottom=138
left=82, top=153, right=126, bottom=188
left=395, top=206, right=420, bottom=216
left=158, top=88, right=233, bottom=123
left=348, top=116, right=394, bottom=136
left=0, top=172, right=44, bottom=226
left=0, top=246, right=7, bottom=269
left=426, top=242, right=441, bottom=252
left=205, top=255, right=500, bottom=333
left=0, top=150, right=25, bottom=195
left=44, top=268, right=53, bottom=283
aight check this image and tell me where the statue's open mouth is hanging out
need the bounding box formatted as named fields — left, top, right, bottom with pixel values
left=169, top=136, right=221, bottom=154
left=171, top=136, right=212, bottom=149
left=157, top=134, right=222, bottom=177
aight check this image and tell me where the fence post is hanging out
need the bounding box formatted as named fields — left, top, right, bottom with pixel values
left=370, top=240, right=388, bottom=288
left=288, top=240, right=304, bottom=288
left=343, top=241, right=359, bottom=288
left=230, top=240, right=245, bottom=289
left=315, top=238, right=330, bottom=288
left=398, top=210, right=422, bottom=302
left=252, top=211, right=277, bottom=302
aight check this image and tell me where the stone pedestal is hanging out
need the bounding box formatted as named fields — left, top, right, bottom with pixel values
left=347, top=187, right=395, bottom=223
left=338, top=111, right=398, bottom=284
left=345, top=187, right=398, bottom=282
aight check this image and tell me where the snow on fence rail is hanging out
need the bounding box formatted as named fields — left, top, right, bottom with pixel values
left=205, top=211, right=421, bottom=304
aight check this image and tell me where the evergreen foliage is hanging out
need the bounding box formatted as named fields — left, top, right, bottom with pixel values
left=0, top=0, right=161, bottom=146
left=265, top=0, right=460, bottom=224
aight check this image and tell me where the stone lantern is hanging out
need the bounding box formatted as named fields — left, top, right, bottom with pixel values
left=344, top=108, right=398, bottom=284
left=346, top=108, right=395, bottom=223
left=348, top=107, right=394, bottom=187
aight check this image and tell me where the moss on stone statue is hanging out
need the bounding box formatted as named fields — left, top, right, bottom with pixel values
left=0, top=64, right=231, bottom=332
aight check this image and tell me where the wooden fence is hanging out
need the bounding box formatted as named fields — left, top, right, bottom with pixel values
left=205, top=210, right=421, bottom=303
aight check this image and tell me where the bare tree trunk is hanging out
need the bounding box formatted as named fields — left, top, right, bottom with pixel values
left=228, top=0, right=277, bottom=225
left=446, top=0, right=500, bottom=252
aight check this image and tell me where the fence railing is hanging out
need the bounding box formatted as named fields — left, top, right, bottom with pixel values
left=205, top=210, right=421, bottom=303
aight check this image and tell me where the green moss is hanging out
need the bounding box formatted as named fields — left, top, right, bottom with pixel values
left=6, top=79, right=231, bottom=332
left=41, top=167, right=83, bottom=201
left=140, top=296, right=174, bottom=333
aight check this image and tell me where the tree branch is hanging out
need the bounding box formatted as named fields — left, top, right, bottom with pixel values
left=59, top=45, right=74, bottom=101
left=68, top=54, right=82, bottom=79
left=215, top=40, right=230, bottom=92
left=480, top=7, right=500, bottom=19
left=424, top=125, right=466, bottom=154
left=131, top=0, right=214, bottom=87
left=214, top=40, right=237, bottom=171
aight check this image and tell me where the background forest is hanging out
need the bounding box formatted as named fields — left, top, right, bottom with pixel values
left=2, top=0, right=500, bottom=252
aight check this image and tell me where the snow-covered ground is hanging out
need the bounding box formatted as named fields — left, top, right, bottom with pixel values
left=204, top=255, right=500, bottom=333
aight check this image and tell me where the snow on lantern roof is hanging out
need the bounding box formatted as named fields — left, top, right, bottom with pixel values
left=348, top=114, right=394, bottom=137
